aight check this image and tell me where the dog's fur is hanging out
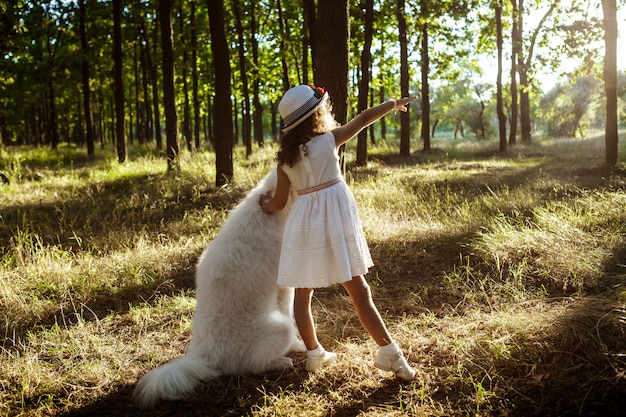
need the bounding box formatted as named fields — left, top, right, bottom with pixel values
left=133, top=171, right=304, bottom=409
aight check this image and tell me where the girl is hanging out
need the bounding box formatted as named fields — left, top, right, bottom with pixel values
left=259, top=84, right=417, bottom=381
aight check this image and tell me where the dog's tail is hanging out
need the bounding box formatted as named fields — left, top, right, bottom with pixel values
left=133, top=351, right=220, bottom=409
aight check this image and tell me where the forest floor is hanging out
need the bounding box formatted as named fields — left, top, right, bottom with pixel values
left=1, top=132, right=626, bottom=416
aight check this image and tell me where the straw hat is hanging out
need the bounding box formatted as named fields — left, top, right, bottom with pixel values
left=278, top=85, right=328, bottom=132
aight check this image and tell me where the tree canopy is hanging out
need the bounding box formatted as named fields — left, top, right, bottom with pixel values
left=0, top=0, right=622, bottom=175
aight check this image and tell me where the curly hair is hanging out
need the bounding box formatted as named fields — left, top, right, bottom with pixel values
left=276, top=100, right=338, bottom=167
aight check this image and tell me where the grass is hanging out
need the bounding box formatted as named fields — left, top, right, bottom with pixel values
left=1, top=132, right=625, bottom=416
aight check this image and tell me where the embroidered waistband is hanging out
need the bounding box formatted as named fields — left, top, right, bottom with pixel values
left=297, top=178, right=341, bottom=195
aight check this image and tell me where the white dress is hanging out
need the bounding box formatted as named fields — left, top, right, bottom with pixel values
left=277, top=132, right=374, bottom=288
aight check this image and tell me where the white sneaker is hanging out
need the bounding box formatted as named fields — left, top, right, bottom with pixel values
left=375, top=347, right=416, bottom=381
left=305, top=347, right=337, bottom=372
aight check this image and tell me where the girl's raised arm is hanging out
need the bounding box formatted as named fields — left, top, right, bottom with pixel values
left=331, top=96, right=417, bottom=147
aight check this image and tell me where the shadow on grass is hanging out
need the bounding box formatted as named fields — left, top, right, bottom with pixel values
left=495, top=294, right=626, bottom=416
left=58, top=365, right=408, bottom=417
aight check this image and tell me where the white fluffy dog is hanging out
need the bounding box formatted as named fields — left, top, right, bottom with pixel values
left=133, top=170, right=304, bottom=409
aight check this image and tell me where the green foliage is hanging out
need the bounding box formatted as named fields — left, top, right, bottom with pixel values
left=0, top=1, right=618, bottom=166
left=540, top=74, right=603, bottom=138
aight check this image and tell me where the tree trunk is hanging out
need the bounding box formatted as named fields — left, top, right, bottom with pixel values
left=369, top=85, right=376, bottom=144
left=277, top=0, right=291, bottom=91
left=113, top=0, right=125, bottom=163
left=207, top=0, right=234, bottom=186
left=356, top=0, right=373, bottom=166
left=178, top=4, right=192, bottom=153
left=133, top=43, right=142, bottom=144
left=234, top=1, right=252, bottom=157
left=304, top=0, right=316, bottom=81
left=79, top=0, right=95, bottom=156
left=496, top=0, right=507, bottom=152
left=314, top=0, right=349, bottom=127
left=519, top=0, right=557, bottom=144
left=380, top=85, right=387, bottom=140
left=191, top=0, right=201, bottom=150
left=397, top=0, right=411, bottom=156
left=419, top=13, right=430, bottom=152
left=431, top=118, right=438, bottom=138
left=251, top=6, right=263, bottom=147
left=159, top=0, right=179, bottom=171
left=140, top=43, right=153, bottom=144
left=509, top=0, right=519, bottom=146
left=151, top=13, right=163, bottom=150
left=518, top=63, right=531, bottom=143
left=602, top=0, right=618, bottom=166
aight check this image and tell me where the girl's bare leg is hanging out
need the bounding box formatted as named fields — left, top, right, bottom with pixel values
left=341, top=275, right=392, bottom=346
left=294, top=287, right=336, bottom=371
left=342, top=275, right=416, bottom=380
left=293, top=287, right=319, bottom=350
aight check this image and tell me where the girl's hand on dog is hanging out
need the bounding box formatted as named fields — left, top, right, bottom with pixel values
left=259, top=191, right=273, bottom=213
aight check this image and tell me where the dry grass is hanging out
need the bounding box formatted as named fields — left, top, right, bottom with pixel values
left=1, top=133, right=625, bottom=416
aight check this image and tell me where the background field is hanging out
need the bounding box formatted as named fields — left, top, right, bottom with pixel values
left=1, top=133, right=625, bottom=416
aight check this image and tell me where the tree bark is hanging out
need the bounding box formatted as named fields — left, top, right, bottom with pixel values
left=356, top=0, right=373, bottom=166
left=304, top=0, right=317, bottom=81
left=277, top=0, right=291, bottom=91
left=234, top=1, right=252, bottom=157
left=397, top=0, right=411, bottom=155
left=178, top=4, right=192, bottom=153
left=113, top=0, right=125, bottom=162
left=207, top=0, right=234, bottom=186
left=601, top=0, right=618, bottom=166
left=79, top=0, right=95, bottom=156
left=191, top=0, right=201, bottom=150
left=251, top=6, right=263, bottom=147
left=509, top=0, right=519, bottom=146
left=159, top=0, right=179, bottom=171
left=518, top=0, right=557, bottom=144
left=419, top=11, right=429, bottom=152
left=313, top=0, right=349, bottom=127
left=151, top=13, right=163, bottom=150
left=496, top=0, right=507, bottom=152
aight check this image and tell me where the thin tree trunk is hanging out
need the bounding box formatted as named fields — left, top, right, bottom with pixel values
left=277, top=0, right=291, bottom=91
left=133, top=43, right=143, bottom=145
left=140, top=42, right=153, bottom=143
left=151, top=14, right=162, bottom=149
left=397, top=0, right=411, bottom=156
left=207, top=0, right=234, bottom=186
left=234, top=0, right=252, bottom=157
left=419, top=0, right=429, bottom=152
left=113, top=0, right=125, bottom=162
left=304, top=0, right=316, bottom=80
left=251, top=6, right=263, bottom=147
left=519, top=0, right=557, bottom=144
left=79, top=0, right=95, bottom=156
left=369, top=85, right=376, bottom=144
left=509, top=0, right=519, bottom=146
left=602, top=0, right=618, bottom=165
left=179, top=4, right=192, bottom=152
left=301, top=0, right=310, bottom=85
left=159, top=0, right=179, bottom=170
left=380, top=85, right=387, bottom=140
left=191, top=0, right=201, bottom=150
left=496, top=0, right=507, bottom=152
left=356, top=0, right=373, bottom=166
